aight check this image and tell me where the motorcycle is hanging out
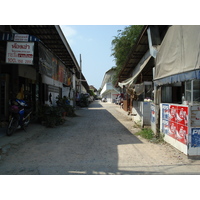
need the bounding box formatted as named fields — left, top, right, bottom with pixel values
left=6, top=99, right=32, bottom=136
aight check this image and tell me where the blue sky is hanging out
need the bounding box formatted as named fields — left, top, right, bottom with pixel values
left=60, top=25, right=128, bottom=90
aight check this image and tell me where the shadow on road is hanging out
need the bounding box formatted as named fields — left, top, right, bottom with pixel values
left=49, top=101, right=145, bottom=175
left=2, top=101, right=195, bottom=175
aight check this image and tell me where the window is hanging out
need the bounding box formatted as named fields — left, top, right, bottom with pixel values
left=185, top=80, right=200, bottom=105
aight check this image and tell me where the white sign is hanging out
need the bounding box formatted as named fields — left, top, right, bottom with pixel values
left=6, top=42, right=34, bottom=65
left=14, top=34, right=29, bottom=42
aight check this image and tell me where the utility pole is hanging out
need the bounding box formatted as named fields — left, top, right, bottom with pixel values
left=80, top=54, right=82, bottom=94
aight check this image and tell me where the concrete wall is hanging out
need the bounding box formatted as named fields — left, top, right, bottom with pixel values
left=132, top=101, right=151, bottom=127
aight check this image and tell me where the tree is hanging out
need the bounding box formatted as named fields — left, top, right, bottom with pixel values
left=111, top=25, right=144, bottom=85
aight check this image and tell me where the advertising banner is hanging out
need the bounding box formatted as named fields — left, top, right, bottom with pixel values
left=52, top=57, right=58, bottom=81
left=190, top=106, right=200, bottom=148
left=6, top=42, right=34, bottom=65
left=191, top=105, right=200, bottom=127
left=161, top=104, right=189, bottom=145
left=151, top=103, right=155, bottom=123
left=38, top=43, right=68, bottom=84
left=38, top=43, right=53, bottom=77
left=66, top=68, right=72, bottom=86
left=191, top=128, right=200, bottom=147
left=58, top=61, right=65, bottom=83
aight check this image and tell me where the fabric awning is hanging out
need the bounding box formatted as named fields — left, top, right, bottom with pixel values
left=118, top=55, right=152, bottom=88
left=154, top=69, right=200, bottom=86
left=154, top=25, right=200, bottom=86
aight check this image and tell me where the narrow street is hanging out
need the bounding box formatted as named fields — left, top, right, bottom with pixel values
left=0, top=100, right=200, bottom=175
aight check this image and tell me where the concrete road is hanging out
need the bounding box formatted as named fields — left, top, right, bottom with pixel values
left=0, top=100, right=200, bottom=175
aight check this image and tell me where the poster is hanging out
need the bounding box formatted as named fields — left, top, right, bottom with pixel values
left=151, top=103, right=155, bottom=123
left=191, top=128, right=200, bottom=147
left=58, top=61, right=65, bottom=83
left=52, top=57, right=58, bottom=80
left=191, top=106, right=200, bottom=127
left=161, top=104, right=189, bottom=145
left=162, top=104, right=169, bottom=120
left=38, top=43, right=53, bottom=77
left=6, top=42, right=34, bottom=65
left=38, top=43, right=68, bottom=84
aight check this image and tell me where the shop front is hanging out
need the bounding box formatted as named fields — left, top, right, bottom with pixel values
left=38, top=42, right=73, bottom=106
left=0, top=34, right=39, bottom=121
left=0, top=31, right=74, bottom=121
left=153, top=25, right=200, bottom=155
left=118, top=54, right=154, bottom=127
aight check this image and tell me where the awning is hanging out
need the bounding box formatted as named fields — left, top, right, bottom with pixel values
left=118, top=77, right=134, bottom=88
left=118, top=55, right=152, bottom=88
left=154, top=25, right=200, bottom=85
left=154, top=69, right=200, bottom=86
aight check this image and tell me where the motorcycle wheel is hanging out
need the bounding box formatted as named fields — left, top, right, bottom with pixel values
left=6, top=117, right=19, bottom=136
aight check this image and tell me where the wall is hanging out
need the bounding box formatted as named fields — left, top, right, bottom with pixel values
left=132, top=101, right=151, bottom=127
left=42, top=74, right=62, bottom=106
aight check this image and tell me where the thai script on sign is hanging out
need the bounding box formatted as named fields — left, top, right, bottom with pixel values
left=11, top=43, right=30, bottom=50
left=6, top=42, right=34, bottom=65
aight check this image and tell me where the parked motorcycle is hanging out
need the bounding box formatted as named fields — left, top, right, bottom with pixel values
left=6, top=99, right=32, bottom=136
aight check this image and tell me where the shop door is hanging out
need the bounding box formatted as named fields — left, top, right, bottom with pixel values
left=0, top=74, right=10, bottom=120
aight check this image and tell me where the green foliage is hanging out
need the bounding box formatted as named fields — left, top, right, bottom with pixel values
left=38, top=105, right=65, bottom=127
left=56, top=96, right=76, bottom=117
left=135, top=128, right=154, bottom=140
left=79, top=94, right=89, bottom=107
left=111, top=25, right=144, bottom=85
left=89, top=89, right=95, bottom=96
left=38, top=96, right=76, bottom=128
left=135, top=128, right=165, bottom=143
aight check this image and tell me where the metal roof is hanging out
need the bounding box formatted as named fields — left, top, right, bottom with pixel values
left=117, top=26, right=149, bottom=84
left=116, top=25, right=169, bottom=86
left=10, top=25, right=89, bottom=90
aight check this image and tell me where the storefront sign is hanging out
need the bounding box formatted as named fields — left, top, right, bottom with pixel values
left=14, top=34, right=29, bottom=42
left=6, top=42, right=34, bottom=65
left=161, top=103, right=189, bottom=145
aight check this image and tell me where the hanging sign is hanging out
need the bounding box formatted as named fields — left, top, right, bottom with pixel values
left=6, top=42, right=34, bottom=65
left=14, top=34, right=29, bottom=42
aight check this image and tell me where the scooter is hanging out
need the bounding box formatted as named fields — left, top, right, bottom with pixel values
left=6, top=99, right=32, bottom=136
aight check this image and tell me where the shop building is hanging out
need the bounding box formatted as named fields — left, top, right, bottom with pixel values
left=0, top=25, right=89, bottom=121
left=117, top=25, right=168, bottom=127
left=116, top=25, right=200, bottom=155
left=153, top=25, right=200, bottom=155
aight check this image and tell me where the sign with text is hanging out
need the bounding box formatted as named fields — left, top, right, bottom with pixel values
left=191, top=128, right=200, bottom=147
left=6, top=42, right=34, bottom=65
left=14, top=34, right=29, bottom=42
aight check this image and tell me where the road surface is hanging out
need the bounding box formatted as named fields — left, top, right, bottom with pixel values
left=0, top=100, right=200, bottom=175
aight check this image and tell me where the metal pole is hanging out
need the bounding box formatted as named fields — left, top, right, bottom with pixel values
left=80, top=54, right=82, bottom=94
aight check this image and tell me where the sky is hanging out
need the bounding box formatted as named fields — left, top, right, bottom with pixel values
left=60, top=25, right=128, bottom=90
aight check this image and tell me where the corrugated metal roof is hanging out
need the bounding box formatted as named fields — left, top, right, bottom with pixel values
left=116, top=25, right=168, bottom=86
left=10, top=25, right=89, bottom=90
left=117, top=26, right=149, bottom=84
